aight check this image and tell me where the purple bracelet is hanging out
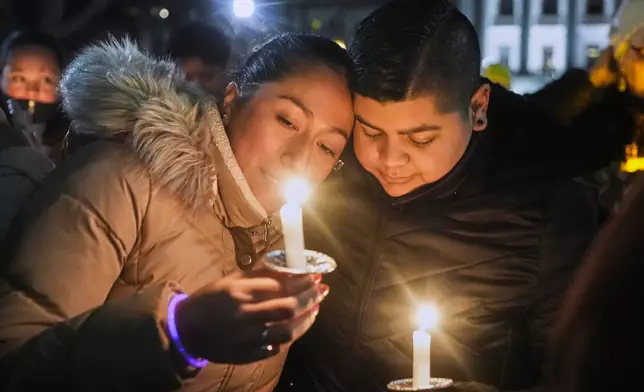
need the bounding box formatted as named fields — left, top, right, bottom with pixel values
left=167, top=293, right=209, bottom=368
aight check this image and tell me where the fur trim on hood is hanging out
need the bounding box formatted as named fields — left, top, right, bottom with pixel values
left=59, top=38, right=255, bottom=214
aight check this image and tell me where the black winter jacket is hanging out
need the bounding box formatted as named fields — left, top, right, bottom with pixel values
left=279, top=85, right=620, bottom=392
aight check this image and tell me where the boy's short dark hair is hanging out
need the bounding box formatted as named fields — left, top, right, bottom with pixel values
left=349, top=0, right=481, bottom=114
left=167, top=23, right=231, bottom=69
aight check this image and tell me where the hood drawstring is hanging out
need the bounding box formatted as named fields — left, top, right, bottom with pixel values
left=263, top=216, right=274, bottom=252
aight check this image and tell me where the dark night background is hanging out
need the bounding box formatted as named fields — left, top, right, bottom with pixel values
left=0, top=0, right=386, bottom=64
left=0, top=0, right=622, bottom=93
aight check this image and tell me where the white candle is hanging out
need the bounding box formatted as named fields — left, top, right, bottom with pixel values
left=413, top=330, right=431, bottom=388
left=280, top=178, right=311, bottom=270
left=413, top=304, right=439, bottom=389
left=281, top=202, right=306, bottom=269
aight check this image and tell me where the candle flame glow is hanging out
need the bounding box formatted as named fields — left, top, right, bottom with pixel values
left=283, top=177, right=311, bottom=205
left=417, top=303, right=440, bottom=331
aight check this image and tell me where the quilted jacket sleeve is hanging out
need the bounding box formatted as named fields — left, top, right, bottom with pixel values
left=0, top=146, right=187, bottom=391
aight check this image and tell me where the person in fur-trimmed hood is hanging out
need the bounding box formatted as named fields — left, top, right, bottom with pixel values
left=0, top=35, right=354, bottom=391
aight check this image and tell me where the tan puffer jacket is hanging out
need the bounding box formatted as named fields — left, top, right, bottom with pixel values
left=0, top=39, right=286, bottom=391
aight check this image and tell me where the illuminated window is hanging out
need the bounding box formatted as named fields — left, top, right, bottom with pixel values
left=542, top=46, right=554, bottom=73
left=542, top=0, right=558, bottom=15
left=586, top=0, right=604, bottom=15
left=586, top=45, right=600, bottom=67
left=499, top=0, right=514, bottom=16
left=500, top=46, right=511, bottom=66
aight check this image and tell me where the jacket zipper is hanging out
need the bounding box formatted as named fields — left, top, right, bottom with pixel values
left=351, top=208, right=387, bottom=353
left=263, top=216, right=273, bottom=251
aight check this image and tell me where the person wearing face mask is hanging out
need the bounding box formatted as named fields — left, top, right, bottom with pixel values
left=0, top=34, right=354, bottom=391
left=530, top=0, right=644, bottom=220
left=278, top=1, right=629, bottom=392
left=0, top=30, right=68, bottom=163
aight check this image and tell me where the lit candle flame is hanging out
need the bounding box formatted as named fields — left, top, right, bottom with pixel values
left=416, top=304, right=440, bottom=331
left=283, top=177, right=311, bottom=205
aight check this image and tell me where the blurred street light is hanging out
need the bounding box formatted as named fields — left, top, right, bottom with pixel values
left=233, top=0, right=255, bottom=18
left=159, top=8, right=170, bottom=19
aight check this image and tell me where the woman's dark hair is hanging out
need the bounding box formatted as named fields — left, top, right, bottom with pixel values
left=231, top=33, right=354, bottom=102
left=0, top=30, right=64, bottom=69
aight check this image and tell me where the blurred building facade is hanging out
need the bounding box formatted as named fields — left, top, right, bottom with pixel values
left=482, top=0, right=621, bottom=75
left=289, top=0, right=622, bottom=92
left=0, top=0, right=624, bottom=93
left=295, top=0, right=621, bottom=75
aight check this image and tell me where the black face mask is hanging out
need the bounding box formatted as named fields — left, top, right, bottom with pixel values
left=1, top=95, right=58, bottom=125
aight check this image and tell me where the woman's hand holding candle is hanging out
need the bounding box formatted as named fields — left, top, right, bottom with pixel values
left=169, top=269, right=329, bottom=366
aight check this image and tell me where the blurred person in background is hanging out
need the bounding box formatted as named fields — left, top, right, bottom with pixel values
left=167, top=22, right=232, bottom=97
left=0, top=33, right=354, bottom=391
left=0, top=30, right=68, bottom=163
left=530, top=0, right=644, bottom=221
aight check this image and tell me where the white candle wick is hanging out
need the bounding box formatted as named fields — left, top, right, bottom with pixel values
left=417, top=304, right=439, bottom=331
left=283, top=177, right=311, bottom=205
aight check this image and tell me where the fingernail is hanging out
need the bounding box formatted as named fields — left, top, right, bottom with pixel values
left=319, top=284, right=330, bottom=299
left=313, top=305, right=320, bottom=317
left=312, top=274, right=322, bottom=285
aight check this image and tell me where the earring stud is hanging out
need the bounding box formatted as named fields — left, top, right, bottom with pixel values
left=333, top=160, right=344, bottom=172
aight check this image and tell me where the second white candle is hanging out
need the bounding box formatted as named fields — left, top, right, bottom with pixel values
left=412, top=304, right=440, bottom=388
